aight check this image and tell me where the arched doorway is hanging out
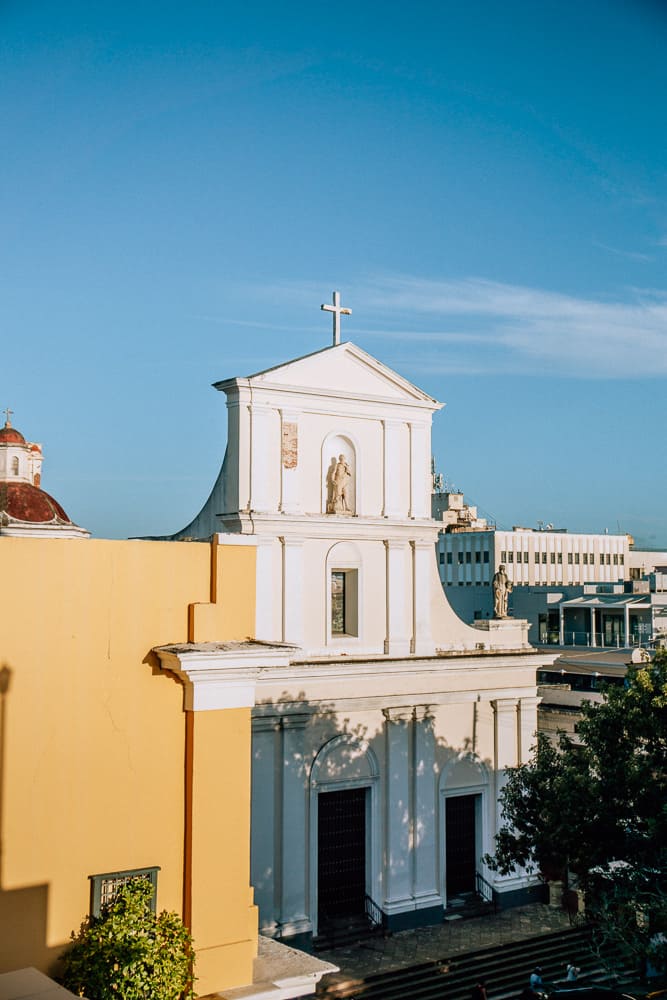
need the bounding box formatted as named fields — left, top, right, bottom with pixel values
left=310, top=734, right=379, bottom=936
left=439, top=754, right=489, bottom=907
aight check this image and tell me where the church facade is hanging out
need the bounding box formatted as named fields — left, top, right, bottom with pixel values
left=163, top=339, right=553, bottom=942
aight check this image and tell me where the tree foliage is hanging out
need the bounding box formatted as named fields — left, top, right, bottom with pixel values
left=60, top=878, right=195, bottom=1000
left=486, top=649, right=667, bottom=971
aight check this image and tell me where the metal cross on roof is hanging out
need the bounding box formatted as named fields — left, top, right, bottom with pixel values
left=3, top=406, right=13, bottom=427
left=321, top=290, right=352, bottom=346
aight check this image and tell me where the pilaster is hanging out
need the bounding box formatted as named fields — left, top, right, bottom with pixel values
left=382, top=707, right=413, bottom=911
left=382, top=419, right=403, bottom=518
left=250, top=402, right=273, bottom=513
left=279, top=410, right=301, bottom=515
left=281, top=536, right=305, bottom=646
left=278, top=714, right=311, bottom=937
left=411, top=540, right=435, bottom=655
left=384, top=540, right=411, bottom=656
left=412, top=706, right=441, bottom=909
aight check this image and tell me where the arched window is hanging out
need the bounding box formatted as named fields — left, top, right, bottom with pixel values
left=11, top=456, right=19, bottom=476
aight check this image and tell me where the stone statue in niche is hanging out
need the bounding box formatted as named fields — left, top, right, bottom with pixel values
left=492, top=564, right=513, bottom=618
left=327, top=454, right=352, bottom=514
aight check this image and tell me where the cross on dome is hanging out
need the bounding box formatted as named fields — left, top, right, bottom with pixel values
left=3, top=406, right=13, bottom=427
left=320, top=290, right=352, bottom=346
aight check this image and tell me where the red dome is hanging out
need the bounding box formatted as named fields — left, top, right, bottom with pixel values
left=0, top=425, right=26, bottom=445
left=0, top=481, right=72, bottom=524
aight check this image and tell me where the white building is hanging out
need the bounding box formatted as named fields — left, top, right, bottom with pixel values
left=434, top=492, right=663, bottom=646
left=163, top=333, right=553, bottom=942
left=0, top=411, right=89, bottom=538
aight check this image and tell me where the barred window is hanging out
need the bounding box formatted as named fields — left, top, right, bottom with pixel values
left=89, top=867, right=160, bottom=918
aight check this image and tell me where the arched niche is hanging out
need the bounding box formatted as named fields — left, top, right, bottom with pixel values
left=309, top=733, right=381, bottom=935
left=325, top=541, right=363, bottom=643
left=321, top=433, right=357, bottom=515
left=310, top=733, right=378, bottom=789
left=439, top=752, right=489, bottom=793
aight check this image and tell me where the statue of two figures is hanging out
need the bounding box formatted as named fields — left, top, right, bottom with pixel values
left=327, top=454, right=353, bottom=514
left=492, top=564, right=513, bottom=619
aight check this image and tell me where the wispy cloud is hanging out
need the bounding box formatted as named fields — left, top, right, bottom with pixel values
left=591, top=240, right=653, bottom=262
left=358, top=275, right=667, bottom=378
left=233, top=274, right=667, bottom=378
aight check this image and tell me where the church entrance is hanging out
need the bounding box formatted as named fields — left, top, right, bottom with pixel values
left=317, top=787, right=366, bottom=928
left=445, top=794, right=478, bottom=898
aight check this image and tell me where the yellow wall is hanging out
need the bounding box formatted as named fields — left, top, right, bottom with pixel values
left=0, top=536, right=257, bottom=993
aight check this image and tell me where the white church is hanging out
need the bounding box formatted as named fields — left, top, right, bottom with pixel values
left=165, top=295, right=552, bottom=944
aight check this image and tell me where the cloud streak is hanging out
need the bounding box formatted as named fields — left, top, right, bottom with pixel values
left=356, top=275, right=667, bottom=378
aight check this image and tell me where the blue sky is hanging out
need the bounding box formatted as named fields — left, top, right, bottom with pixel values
left=2, top=1, right=666, bottom=545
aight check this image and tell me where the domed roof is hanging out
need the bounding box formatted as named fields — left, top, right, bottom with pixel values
left=0, top=481, right=72, bottom=525
left=0, top=424, right=26, bottom=445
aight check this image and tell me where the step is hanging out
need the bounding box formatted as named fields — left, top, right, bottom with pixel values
left=319, top=926, right=601, bottom=1000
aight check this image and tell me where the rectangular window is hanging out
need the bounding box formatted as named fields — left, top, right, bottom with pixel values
left=620, top=554, right=624, bottom=565
left=557, top=552, right=563, bottom=564
left=90, top=867, right=160, bottom=918
left=446, top=552, right=453, bottom=564
left=465, top=551, right=472, bottom=563
left=575, top=552, right=580, bottom=564
left=457, top=552, right=464, bottom=564
left=550, top=552, right=556, bottom=564
left=475, top=550, right=481, bottom=563
left=613, top=553, right=618, bottom=565
left=331, top=571, right=346, bottom=634
left=439, top=551, right=445, bottom=564
left=507, top=551, right=514, bottom=563
left=606, top=553, right=611, bottom=564
left=331, top=569, right=359, bottom=636
left=583, top=552, right=588, bottom=565
left=501, top=551, right=507, bottom=562
left=535, top=552, right=540, bottom=564
left=542, top=552, right=547, bottom=564
left=568, top=552, right=573, bottom=564
left=483, top=551, right=489, bottom=563
left=523, top=551, right=529, bottom=563
left=600, top=553, right=605, bottom=565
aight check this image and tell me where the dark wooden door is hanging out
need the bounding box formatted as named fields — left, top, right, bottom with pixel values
left=318, top=788, right=366, bottom=924
left=446, top=794, right=477, bottom=896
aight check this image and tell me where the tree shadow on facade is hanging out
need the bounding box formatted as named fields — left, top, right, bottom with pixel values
left=251, top=690, right=495, bottom=942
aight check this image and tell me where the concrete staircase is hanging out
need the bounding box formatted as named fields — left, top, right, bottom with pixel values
left=317, top=925, right=628, bottom=1000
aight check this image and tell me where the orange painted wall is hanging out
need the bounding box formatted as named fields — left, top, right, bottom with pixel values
left=0, top=536, right=257, bottom=992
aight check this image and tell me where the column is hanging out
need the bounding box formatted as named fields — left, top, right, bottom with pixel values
left=254, top=537, right=275, bottom=641
left=250, top=403, right=273, bottom=513
left=517, top=697, right=540, bottom=764
left=382, top=708, right=413, bottom=915
left=251, top=717, right=281, bottom=934
left=383, top=419, right=403, bottom=517
left=279, top=410, right=301, bottom=515
left=412, top=540, right=435, bottom=655
left=559, top=605, right=564, bottom=646
left=590, top=606, right=597, bottom=647
left=279, top=714, right=311, bottom=937
left=624, top=604, right=630, bottom=646
left=490, top=699, right=519, bottom=894
left=281, top=536, right=305, bottom=647
left=384, top=540, right=411, bottom=656
left=412, top=707, right=441, bottom=912
left=408, top=422, right=429, bottom=519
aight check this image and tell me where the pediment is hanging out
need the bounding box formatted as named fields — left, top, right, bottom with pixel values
left=217, top=343, right=442, bottom=409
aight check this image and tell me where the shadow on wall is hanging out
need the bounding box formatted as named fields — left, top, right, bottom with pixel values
left=0, top=662, right=64, bottom=977
left=251, top=690, right=493, bottom=924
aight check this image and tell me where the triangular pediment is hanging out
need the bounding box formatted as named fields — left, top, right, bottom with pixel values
left=216, top=343, right=442, bottom=408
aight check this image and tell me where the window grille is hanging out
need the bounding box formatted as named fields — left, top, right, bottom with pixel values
left=89, top=867, right=160, bottom=918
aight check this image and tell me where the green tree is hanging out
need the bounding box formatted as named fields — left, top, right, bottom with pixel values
left=61, top=878, right=195, bottom=1000
left=486, top=650, right=667, bottom=972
